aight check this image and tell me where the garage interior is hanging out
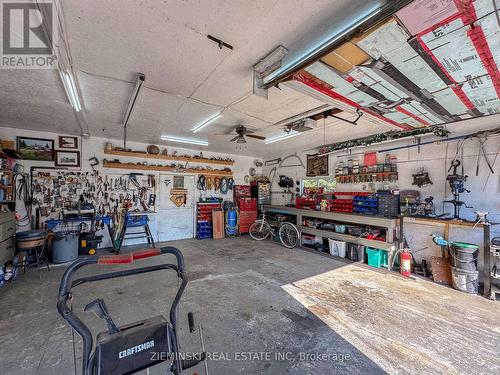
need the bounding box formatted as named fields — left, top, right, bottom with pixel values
left=0, top=0, right=499, bottom=374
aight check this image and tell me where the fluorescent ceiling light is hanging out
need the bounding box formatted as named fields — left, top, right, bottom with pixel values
left=123, top=73, right=145, bottom=127
left=62, top=72, right=81, bottom=112
left=264, top=131, right=301, bottom=144
left=192, top=113, right=221, bottom=133
left=161, top=135, right=208, bottom=146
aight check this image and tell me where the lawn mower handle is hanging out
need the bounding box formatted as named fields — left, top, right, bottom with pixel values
left=56, top=246, right=188, bottom=375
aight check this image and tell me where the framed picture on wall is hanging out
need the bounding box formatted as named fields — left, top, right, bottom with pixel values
left=55, top=150, right=80, bottom=167
left=306, top=154, right=329, bottom=177
left=58, top=136, right=78, bottom=149
left=17, top=137, right=54, bottom=161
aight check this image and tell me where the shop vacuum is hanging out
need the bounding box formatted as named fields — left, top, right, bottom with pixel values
left=57, top=247, right=208, bottom=375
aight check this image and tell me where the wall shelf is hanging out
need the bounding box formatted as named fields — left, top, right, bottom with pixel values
left=299, top=226, right=395, bottom=251
left=103, top=161, right=233, bottom=177
left=104, top=149, right=234, bottom=166
left=336, top=172, right=398, bottom=184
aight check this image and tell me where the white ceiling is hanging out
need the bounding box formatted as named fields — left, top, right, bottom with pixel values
left=0, top=0, right=416, bottom=158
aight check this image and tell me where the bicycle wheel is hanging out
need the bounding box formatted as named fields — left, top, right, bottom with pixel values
left=249, top=220, right=272, bottom=241
left=279, top=222, right=299, bottom=249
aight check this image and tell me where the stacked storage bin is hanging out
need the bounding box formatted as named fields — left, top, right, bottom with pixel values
left=365, top=247, right=388, bottom=268
left=197, top=202, right=222, bottom=239
left=377, top=191, right=400, bottom=217
left=234, top=185, right=257, bottom=234
left=353, top=195, right=378, bottom=215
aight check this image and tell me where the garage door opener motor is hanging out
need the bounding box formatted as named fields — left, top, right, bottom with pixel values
left=57, top=246, right=207, bottom=375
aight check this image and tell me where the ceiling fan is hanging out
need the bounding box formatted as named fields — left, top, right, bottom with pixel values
left=226, top=125, right=266, bottom=144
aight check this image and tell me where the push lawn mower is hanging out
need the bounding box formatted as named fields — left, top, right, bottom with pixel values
left=57, top=246, right=207, bottom=375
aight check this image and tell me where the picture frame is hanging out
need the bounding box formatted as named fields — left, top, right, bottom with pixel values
left=58, top=136, right=78, bottom=149
left=55, top=150, right=80, bottom=167
left=306, top=154, right=329, bottom=177
left=17, top=137, right=54, bottom=161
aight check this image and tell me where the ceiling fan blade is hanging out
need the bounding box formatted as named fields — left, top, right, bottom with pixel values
left=229, top=136, right=240, bottom=142
left=246, top=134, right=266, bottom=140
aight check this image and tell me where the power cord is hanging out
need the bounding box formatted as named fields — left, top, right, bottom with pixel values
left=13, top=173, right=32, bottom=227
left=197, top=175, right=206, bottom=191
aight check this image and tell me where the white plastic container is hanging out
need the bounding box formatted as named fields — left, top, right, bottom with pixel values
left=328, top=239, right=347, bottom=258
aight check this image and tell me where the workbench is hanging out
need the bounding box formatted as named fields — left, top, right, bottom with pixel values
left=264, top=205, right=399, bottom=266
left=402, top=216, right=499, bottom=299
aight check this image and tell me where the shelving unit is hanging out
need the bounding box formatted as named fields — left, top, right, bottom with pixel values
left=196, top=202, right=222, bottom=239
left=103, top=161, right=233, bottom=177
left=0, top=170, right=14, bottom=206
left=265, top=205, right=399, bottom=265
left=104, top=149, right=234, bottom=166
left=297, top=226, right=394, bottom=251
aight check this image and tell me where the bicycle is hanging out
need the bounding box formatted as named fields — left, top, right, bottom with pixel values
left=249, top=211, right=300, bottom=248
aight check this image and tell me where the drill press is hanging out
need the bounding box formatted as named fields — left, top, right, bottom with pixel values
left=444, top=160, right=471, bottom=220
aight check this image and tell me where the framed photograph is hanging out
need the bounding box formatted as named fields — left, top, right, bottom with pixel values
left=55, top=150, right=80, bottom=167
left=17, top=137, right=54, bottom=161
left=58, top=136, right=78, bottom=149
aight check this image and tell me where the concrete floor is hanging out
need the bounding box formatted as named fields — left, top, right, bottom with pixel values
left=0, top=237, right=499, bottom=374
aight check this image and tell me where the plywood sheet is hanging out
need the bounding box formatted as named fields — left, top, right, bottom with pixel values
left=430, top=256, right=452, bottom=285
left=395, top=0, right=458, bottom=36
left=335, top=42, right=370, bottom=65
left=321, top=41, right=370, bottom=74
left=321, top=52, right=354, bottom=74
left=356, top=19, right=411, bottom=60
left=384, top=110, right=412, bottom=124
left=474, top=0, right=500, bottom=18
left=406, top=100, right=443, bottom=124
left=479, top=12, right=500, bottom=79
left=356, top=20, right=448, bottom=93
left=212, top=210, right=225, bottom=239
left=420, top=18, right=484, bottom=82
left=305, top=62, right=376, bottom=105
left=355, top=66, right=409, bottom=100
left=463, top=78, right=500, bottom=115
left=433, top=88, right=469, bottom=115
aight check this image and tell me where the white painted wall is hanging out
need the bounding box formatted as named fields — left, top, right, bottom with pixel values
left=0, top=126, right=262, bottom=246
left=263, top=120, right=500, bottom=278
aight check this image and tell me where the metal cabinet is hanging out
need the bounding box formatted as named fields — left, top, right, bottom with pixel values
left=0, top=212, right=16, bottom=264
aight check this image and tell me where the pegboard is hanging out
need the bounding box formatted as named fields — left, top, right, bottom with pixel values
left=30, top=168, right=157, bottom=224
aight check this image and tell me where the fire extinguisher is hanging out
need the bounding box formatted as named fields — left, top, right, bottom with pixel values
left=400, top=249, right=412, bottom=277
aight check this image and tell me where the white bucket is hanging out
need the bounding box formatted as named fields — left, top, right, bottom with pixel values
left=328, top=239, right=347, bottom=258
